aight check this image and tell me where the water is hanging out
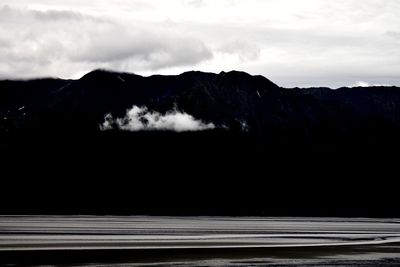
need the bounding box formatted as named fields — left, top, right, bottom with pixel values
left=1, top=216, right=400, bottom=266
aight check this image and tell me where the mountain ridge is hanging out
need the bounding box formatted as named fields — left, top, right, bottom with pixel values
left=1, top=69, right=400, bottom=216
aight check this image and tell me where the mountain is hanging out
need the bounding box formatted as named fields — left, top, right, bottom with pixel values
left=1, top=70, right=399, bottom=216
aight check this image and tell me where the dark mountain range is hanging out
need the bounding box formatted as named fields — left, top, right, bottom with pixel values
left=1, top=70, right=399, bottom=216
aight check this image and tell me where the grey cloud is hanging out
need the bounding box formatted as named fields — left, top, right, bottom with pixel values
left=183, top=0, right=205, bottom=8
left=218, top=40, right=261, bottom=62
left=73, top=27, right=212, bottom=70
left=0, top=5, right=212, bottom=78
left=31, top=9, right=106, bottom=22
left=386, top=31, right=400, bottom=40
left=0, top=5, right=104, bottom=23
left=0, top=5, right=113, bottom=77
left=101, top=106, right=216, bottom=132
left=183, top=20, right=400, bottom=87
left=0, top=38, right=11, bottom=48
left=188, top=21, right=377, bottom=50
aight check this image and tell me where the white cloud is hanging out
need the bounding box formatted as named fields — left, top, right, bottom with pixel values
left=183, top=0, right=205, bottom=8
left=353, top=81, right=391, bottom=88
left=354, top=81, right=372, bottom=87
left=101, top=106, right=215, bottom=132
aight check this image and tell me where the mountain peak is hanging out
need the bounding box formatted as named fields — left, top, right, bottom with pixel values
left=80, top=69, right=142, bottom=80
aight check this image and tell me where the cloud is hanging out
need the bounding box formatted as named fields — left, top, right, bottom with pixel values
left=353, top=81, right=391, bottom=87
left=218, top=40, right=261, bottom=62
left=354, top=81, right=371, bottom=87
left=183, top=0, right=205, bottom=8
left=0, top=5, right=103, bottom=23
left=101, top=106, right=216, bottom=132
left=386, top=31, right=400, bottom=40
left=0, top=5, right=212, bottom=79
left=73, top=29, right=212, bottom=70
left=1, top=0, right=400, bottom=87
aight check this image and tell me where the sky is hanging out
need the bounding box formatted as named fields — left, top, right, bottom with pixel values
left=0, top=0, right=399, bottom=87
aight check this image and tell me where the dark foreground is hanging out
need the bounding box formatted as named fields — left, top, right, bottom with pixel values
left=2, top=245, right=400, bottom=266
left=1, top=216, right=400, bottom=266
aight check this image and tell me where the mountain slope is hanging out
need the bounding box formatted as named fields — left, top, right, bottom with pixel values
left=1, top=70, right=399, bottom=216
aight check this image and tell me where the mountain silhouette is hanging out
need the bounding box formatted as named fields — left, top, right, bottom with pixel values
left=1, top=70, right=399, bottom=216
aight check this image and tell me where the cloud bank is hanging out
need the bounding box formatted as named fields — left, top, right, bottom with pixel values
left=1, top=0, right=400, bottom=87
left=101, top=106, right=215, bottom=132
left=0, top=5, right=212, bottom=79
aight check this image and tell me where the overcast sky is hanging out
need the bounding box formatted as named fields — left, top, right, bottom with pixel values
left=0, top=0, right=399, bottom=87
